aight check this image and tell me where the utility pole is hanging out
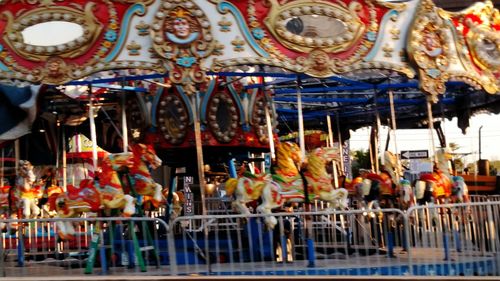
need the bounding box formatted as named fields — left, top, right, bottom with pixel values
left=479, top=125, right=483, bottom=160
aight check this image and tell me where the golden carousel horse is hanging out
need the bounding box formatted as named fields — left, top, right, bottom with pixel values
left=258, top=145, right=349, bottom=229
left=54, top=153, right=136, bottom=239
left=224, top=142, right=302, bottom=218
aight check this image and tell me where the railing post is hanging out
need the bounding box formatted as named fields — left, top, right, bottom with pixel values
left=405, top=207, right=413, bottom=275
left=486, top=202, right=497, bottom=253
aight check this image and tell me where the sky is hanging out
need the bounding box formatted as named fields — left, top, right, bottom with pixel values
left=349, top=113, right=500, bottom=166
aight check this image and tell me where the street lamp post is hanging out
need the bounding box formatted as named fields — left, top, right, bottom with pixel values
left=479, top=125, right=483, bottom=160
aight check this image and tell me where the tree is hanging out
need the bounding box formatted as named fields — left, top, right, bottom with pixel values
left=351, top=149, right=371, bottom=177
left=449, top=142, right=464, bottom=173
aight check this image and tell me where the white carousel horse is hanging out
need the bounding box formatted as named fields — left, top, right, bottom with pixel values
left=13, top=160, right=42, bottom=219
left=224, top=173, right=271, bottom=216
left=258, top=145, right=349, bottom=229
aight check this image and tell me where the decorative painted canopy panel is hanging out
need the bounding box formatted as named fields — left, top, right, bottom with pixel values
left=0, top=0, right=497, bottom=100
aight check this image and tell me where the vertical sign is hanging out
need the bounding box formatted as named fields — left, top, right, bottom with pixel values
left=183, top=176, right=194, bottom=216
left=342, top=141, right=352, bottom=180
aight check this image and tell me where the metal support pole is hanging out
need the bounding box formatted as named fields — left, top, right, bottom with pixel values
left=335, top=112, right=345, bottom=175
left=389, top=91, right=400, bottom=183
left=192, top=92, right=207, bottom=218
left=88, top=85, right=98, bottom=170
left=121, top=81, right=129, bottom=153
left=62, top=125, right=67, bottom=192
left=297, top=77, right=305, bottom=160
left=426, top=97, right=437, bottom=162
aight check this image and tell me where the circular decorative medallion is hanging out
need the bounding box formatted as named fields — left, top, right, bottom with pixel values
left=206, top=92, right=239, bottom=143
left=157, top=94, right=189, bottom=145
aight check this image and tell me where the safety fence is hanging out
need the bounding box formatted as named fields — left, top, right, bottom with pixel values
left=0, top=201, right=499, bottom=278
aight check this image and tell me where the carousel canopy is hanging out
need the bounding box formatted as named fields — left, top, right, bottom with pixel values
left=0, top=0, right=498, bottom=164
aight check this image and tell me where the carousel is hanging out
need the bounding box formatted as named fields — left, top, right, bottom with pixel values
left=0, top=0, right=498, bottom=277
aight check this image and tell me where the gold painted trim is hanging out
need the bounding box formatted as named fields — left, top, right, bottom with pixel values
left=263, top=0, right=365, bottom=54
left=1, top=3, right=102, bottom=61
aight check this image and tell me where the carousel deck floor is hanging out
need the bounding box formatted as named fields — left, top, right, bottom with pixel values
left=1, top=247, right=498, bottom=277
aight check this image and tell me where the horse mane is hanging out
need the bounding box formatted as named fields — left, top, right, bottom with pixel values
left=306, top=150, right=324, bottom=178
left=435, top=148, right=452, bottom=177
left=275, top=142, right=301, bottom=175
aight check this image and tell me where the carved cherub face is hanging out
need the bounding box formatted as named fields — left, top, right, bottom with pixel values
left=173, top=17, right=190, bottom=39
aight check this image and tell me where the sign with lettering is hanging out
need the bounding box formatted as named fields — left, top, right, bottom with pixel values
left=183, top=176, right=194, bottom=215
left=400, top=150, right=429, bottom=159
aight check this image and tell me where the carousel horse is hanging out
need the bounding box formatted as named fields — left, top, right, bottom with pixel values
left=34, top=167, right=64, bottom=217
left=258, top=145, right=349, bottom=229
left=414, top=148, right=454, bottom=205
left=0, top=178, right=12, bottom=231
left=450, top=176, right=469, bottom=204
left=161, top=188, right=185, bottom=220
left=413, top=148, right=468, bottom=224
left=355, top=151, right=401, bottom=213
left=54, top=153, right=136, bottom=239
left=397, top=179, right=415, bottom=211
left=11, top=160, right=43, bottom=219
left=224, top=169, right=272, bottom=216
left=224, top=142, right=302, bottom=217
left=124, top=143, right=163, bottom=207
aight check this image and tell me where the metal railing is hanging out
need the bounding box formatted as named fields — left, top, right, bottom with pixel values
left=0, top=200, right=499, bottom=277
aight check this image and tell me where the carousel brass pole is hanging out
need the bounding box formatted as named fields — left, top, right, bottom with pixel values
left=426, top=96, right=437, bottom=163
left=261, top=71, right=275, bottom=163
left=121, top=79, right=129, bottom=152
left=193, top=91, right=207, bottom=219
left=296, top=77, right=306, bottom=159
left=327, top=115, right=339, bottom=188
left=62, top=124, right=67, bottom=192
left=335, top=112, right=345, bottom=176
left=88, top=85, right=98, bottom=170
left=388, top=90, right=400, bottom=183
left=374, top=89, right=381, bottom=173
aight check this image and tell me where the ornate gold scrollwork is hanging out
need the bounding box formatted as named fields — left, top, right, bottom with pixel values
left=408, top=0, right=450, bottom=101
left=438, top=0, right=499, bottom=94
left=150, top=1, right=220, bottom=95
